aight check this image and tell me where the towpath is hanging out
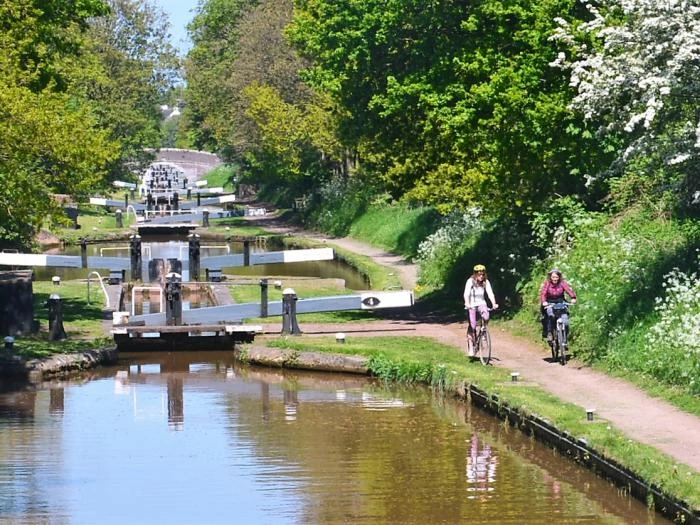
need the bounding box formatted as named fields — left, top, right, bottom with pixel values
left=245, top=212, right=700, bottom=473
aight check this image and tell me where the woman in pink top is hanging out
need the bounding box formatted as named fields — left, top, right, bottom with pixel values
left=540, top=268, right=577, bottom=340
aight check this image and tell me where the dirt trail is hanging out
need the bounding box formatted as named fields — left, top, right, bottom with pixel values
left=245, top=213, right=700, bottom=472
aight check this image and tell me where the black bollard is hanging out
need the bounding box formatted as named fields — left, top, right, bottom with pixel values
left=80, top=238, right=88, bottom=268
left=130, top=188, right=136, bottom=201
left=260, top=278, right=268, bottom=318
left=182, top=177, right=188, bottom=190
left=281, top=288, right=302, bottom=335
left=48, top=294, right=67, bottom=341
left=115, top=209, right=123, bottom=228
left=165, top=273, right=183, bottom=326
left=244, top=240, right=250, bottom=266
left=3, top=336, right=14, bottom=353
left=196, top=192, right=201, bottom=206
left=202, top=210, right=209, bottom=227
left=187, top=188, right=191, bottom=200
left=173, top=192, right=179, bottom=211
left=130, top=234, right=142, bottom=281
left=188, top=233, right=200, bottom=281
left=124, top=192, right=129, bottom=208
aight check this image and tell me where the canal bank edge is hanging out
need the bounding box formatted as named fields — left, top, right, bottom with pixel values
left=0, top=347, right=118, bottom=382
left=237, top=344, right=698, bottom=525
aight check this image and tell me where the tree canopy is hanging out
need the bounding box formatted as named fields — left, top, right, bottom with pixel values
left=0, top=0, right=179, bottom=249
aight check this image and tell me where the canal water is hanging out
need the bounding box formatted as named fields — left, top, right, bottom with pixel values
left=37, top=240, right=370, bottom=290
left=0, top=352, right=668, bottom=525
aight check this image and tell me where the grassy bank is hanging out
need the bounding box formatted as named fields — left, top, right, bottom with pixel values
left=305, top=197, right=700, bottom=416
left=262, top=334, right=700, bottom=511
left=7, top=280, right=112, bottom=359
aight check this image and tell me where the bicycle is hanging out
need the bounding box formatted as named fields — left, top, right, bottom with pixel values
left=546, top=302, right=572, bottom=365
left=466, top=308, right=492, bottom=365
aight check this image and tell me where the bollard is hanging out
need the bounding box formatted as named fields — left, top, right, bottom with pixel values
left=187, top=188, right=191, bottom=200
left=336, top=332, right=346, bottom=344
left=243, top=240, right=250, bottom=266
left=130, top=188, right=136, bottom=201
left=80, top=238, right=88, bottom=268
left=52, top=276, right=61, bottom=286
left=4, top=336, right=14, bottom=352
left=48, top=294, right=67, bottom=341
left=281, top=288, right=301, bottom=335
left=124, top=192, right=129, bottom=208
left=259, top=278, right=268, bottom=318
left=182, top=177, right=187, bottom=190
left=586, top=409, right=595, bottom=421
left=202, top=209, right=209, bottom=227
left=197, top=192, right=201, bottom=206
left=115, top=209, right=123, bottom=228
left=172, top=192, right=179, bottom=211
left=188, top=233, right=200, bottom=281
left=511, top=372, right=520, bottom=382
left=130, top=234, right=142, bottom=281
left=165, top=273, right=183, bottom=326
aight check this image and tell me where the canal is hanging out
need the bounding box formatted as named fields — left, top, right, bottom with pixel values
left=0, top=352, right=669, bottom=525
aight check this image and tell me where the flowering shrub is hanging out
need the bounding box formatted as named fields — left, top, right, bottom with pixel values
left=416, top=209, right=483, bottom=289
left=644, top=262, right=700, bottom=393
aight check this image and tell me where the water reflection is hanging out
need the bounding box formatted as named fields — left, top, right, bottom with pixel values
left=0, top=352, right=671, bottom=525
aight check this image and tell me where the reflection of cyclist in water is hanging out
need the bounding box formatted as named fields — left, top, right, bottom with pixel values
left=466, top=434, right=498, bottom=497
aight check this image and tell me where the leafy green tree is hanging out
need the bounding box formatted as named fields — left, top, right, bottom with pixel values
left=0, top=0, right=118, bottom=249
left=184, top=0, right=256, bottom=152
left=288, top=0, right=612, bottom=216
left=80, top=0, right=181, bottom=181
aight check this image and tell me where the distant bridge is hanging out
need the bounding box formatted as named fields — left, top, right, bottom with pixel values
left=147, top=148, right=222, bottom=182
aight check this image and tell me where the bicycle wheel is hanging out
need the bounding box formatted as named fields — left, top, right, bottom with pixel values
left=478, top=328, right=492, bottom=365
left=557, top=322, right=567, bottom=365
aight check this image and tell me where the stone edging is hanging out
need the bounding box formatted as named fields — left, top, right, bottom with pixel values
left=1, top=347, right=118, bottom=382
left=237, top=345, right=699, bottom=524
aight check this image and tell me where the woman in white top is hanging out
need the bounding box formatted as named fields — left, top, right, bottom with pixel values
left=463, top=264, right=499, bottom=355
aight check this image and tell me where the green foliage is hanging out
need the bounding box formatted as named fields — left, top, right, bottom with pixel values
left=304, top=174, right=376, bottom=236
left=288, top=0, right=612, bottom=215
left=517, top=209, right=700, bottom=395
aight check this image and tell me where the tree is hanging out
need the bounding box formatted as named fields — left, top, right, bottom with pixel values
left=81, top=0, right=181, bottom=181
left=288, top=0, right=612, bottom=216
left=0, top=0, right=119, bottom=249
left=550, top=0, right=700, bottom=215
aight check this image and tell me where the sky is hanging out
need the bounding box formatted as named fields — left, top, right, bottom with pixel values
left=152, top=0, right=200, bottom=54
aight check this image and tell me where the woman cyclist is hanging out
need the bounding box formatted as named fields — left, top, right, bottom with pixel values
left=464, top=264, right=499, bottom=356
left=540, top=268, right=577, bottom=342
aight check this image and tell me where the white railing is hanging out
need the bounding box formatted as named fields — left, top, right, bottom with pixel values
left=87, top=271, right=110, bottom=308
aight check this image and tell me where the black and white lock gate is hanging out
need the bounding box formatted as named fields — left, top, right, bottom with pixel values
left=125, top=290, right=415, bottom=327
